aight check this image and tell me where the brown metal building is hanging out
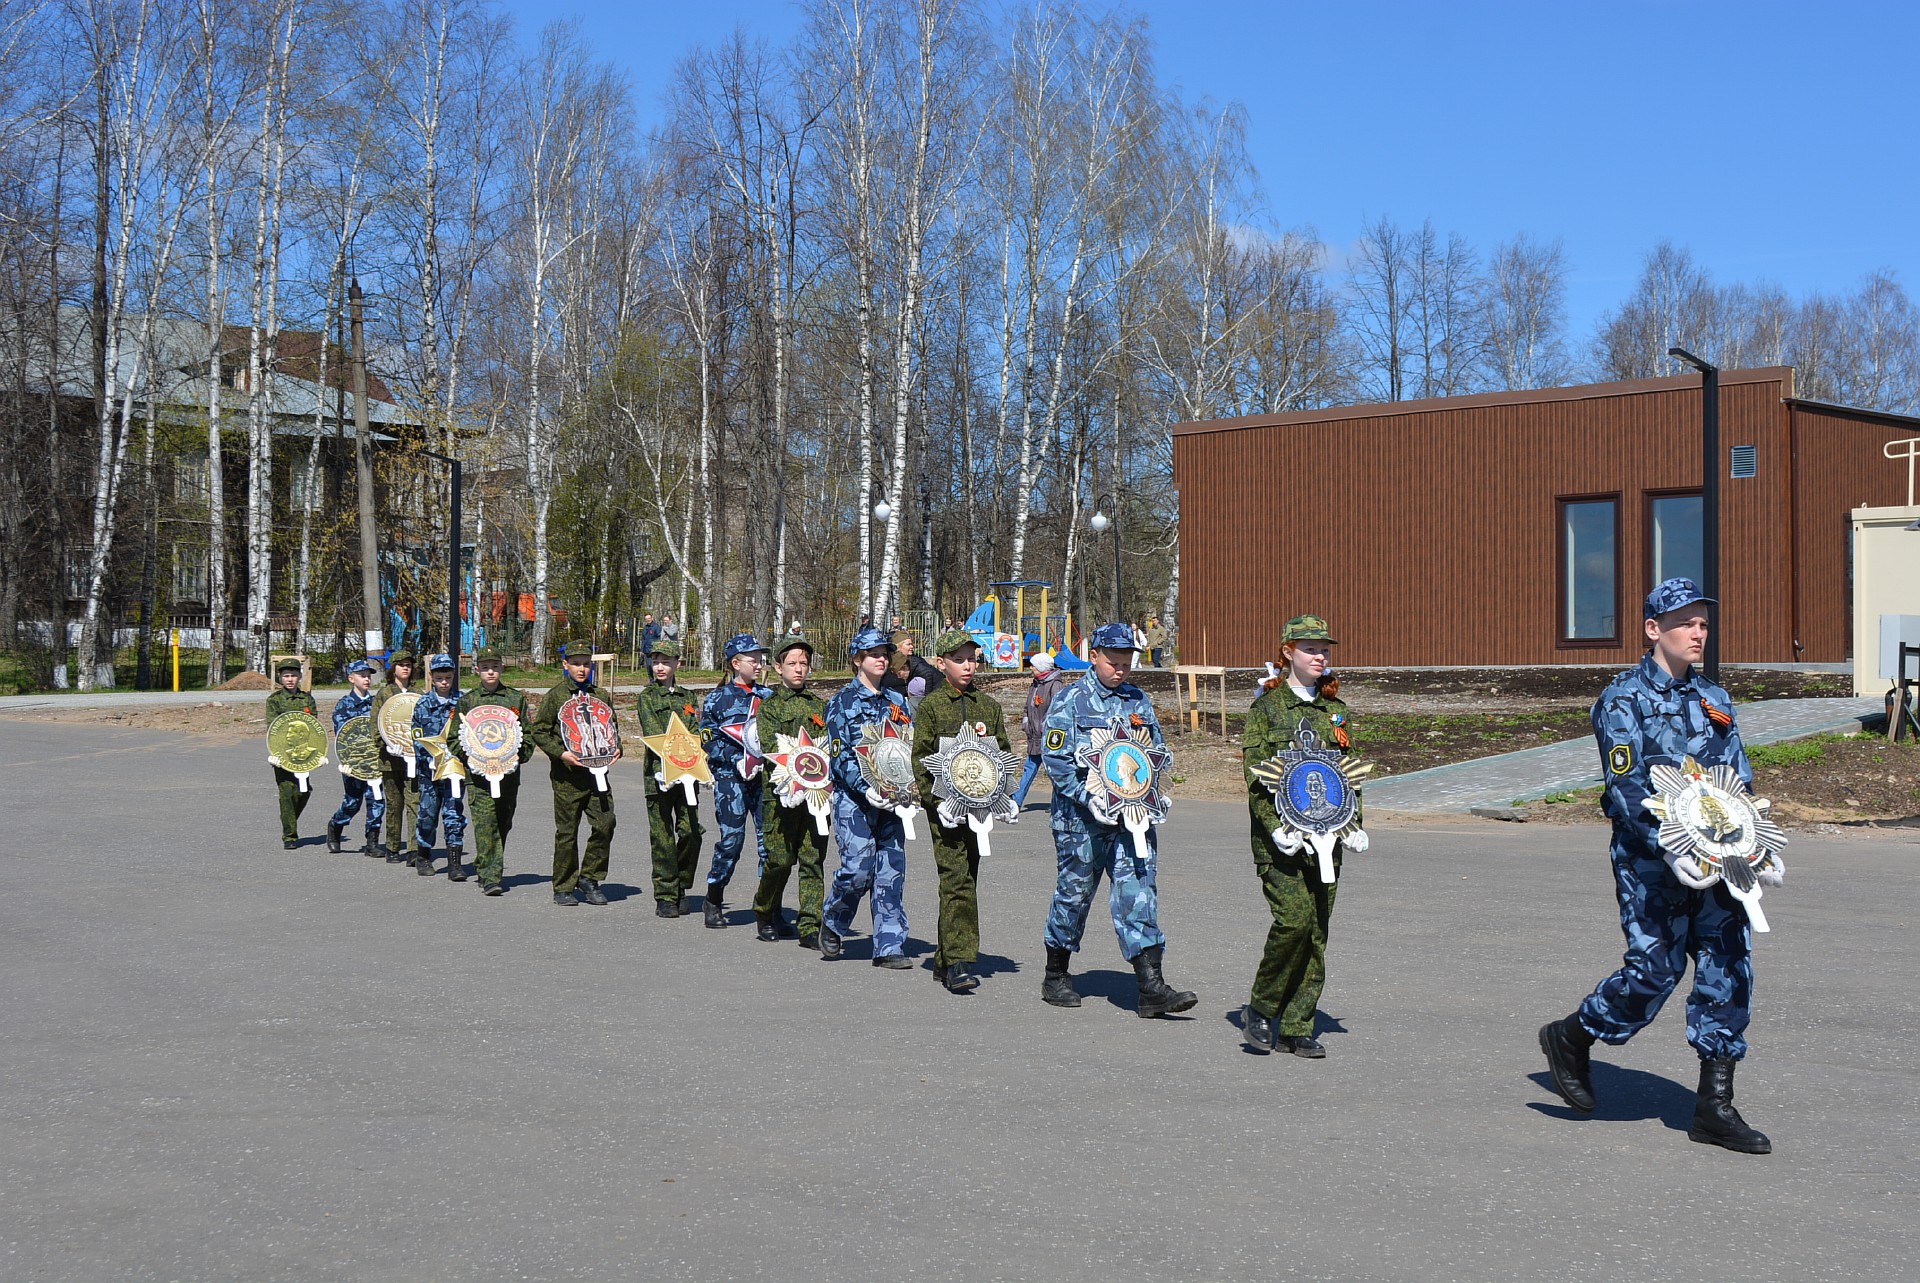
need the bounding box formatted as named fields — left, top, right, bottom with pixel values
left=1170, top=368, right=1920, bottom=668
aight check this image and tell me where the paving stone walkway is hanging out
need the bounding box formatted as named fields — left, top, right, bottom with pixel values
left=1365, top=696, right=1883, bottom=813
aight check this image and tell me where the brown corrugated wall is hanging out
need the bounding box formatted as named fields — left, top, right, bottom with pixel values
left=1169, top=369, right=1917, bottom=667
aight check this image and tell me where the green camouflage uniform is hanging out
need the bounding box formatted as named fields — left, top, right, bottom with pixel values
left=752, top=682, right=830, bottom=934
left=372, top=679, right=422, bottom=859
left=637, top=679, right=706, bottom=906
left=266, top=685, right=317, bottom=842
left=1241, top=679, right=1359, bottom=1039
left=530, top=674, right=617, bottom=895
left=454, top=682, right=535, bottom=888
left=913, top=678, right=1012, bottom=970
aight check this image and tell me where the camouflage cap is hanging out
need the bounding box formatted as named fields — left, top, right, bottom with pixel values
left=1280, top=614, right=1338, bottom=644
left=646, top=638, right=681, bottom=659
left=387, top=650, right=418, bottom=669
left=1645, top=577, right=1715, bottom=619
left=558, top=637, right=595, bottom=659
left=275, top=657, right=302, bottom=674
left=848, top=626, right=894, bottom=655
left=428, top=652, right=457, bottom=671
left=473, top=649, right=504, bottom=666
left=1089, top=622, right=1137, bottom=651
left=773, top=634, right=814, bottom=660
left=344, top=658, right=374, bottom=675
left=933, top=628, right=980, bottom=656
left=723, top=632, right=767, bottom=661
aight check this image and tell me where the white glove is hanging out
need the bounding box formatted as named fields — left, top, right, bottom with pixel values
left=863, top=787, right=891, bottom=810
left=653, top=771, right=666, bottom=786
left=1270, top=827, right=1304, bottom=855
left=1665, top=853, right=1719, bottom=890
left=1343, top=828, right=1370, bottom=854
left=267, top=754, right=281, bottom=767
left=1757, top=855, right=1786, bottom=889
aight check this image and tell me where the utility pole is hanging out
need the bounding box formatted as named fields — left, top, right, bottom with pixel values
left=351, top=280, right=382, bottom=658
left=1668, top=347, right=1720, bottom=683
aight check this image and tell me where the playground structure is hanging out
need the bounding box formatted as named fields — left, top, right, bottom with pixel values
left=964, top=580, right=1090, bottom=670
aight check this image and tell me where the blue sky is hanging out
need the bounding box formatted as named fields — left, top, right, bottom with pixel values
left=499, top=0, right=1918, bottom=346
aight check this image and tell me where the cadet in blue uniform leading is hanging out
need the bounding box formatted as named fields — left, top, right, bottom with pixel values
left=1538, top=578, right=1781, bottom=1154
left=1039, top=622, right=1196, bottom=1018
left=820, top=627, right=914, bottom=967
left=700, top=633, right=771, bottom=927
left=412, top=653, right=468, bottom=879
left=326, top=659, right=385, bottom=856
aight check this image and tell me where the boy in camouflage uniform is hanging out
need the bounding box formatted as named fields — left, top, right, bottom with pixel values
left=530, top=638, right=620, bottom=907
left=636, top=638, right=704, bottom=916
left=454, top=649, right=534, bottom=896
left=373, top=652, right=422, bottom=866
left=266, top=657, right=317, bottom=849
left=753, top=635, right=830, bottom=943
left=913, top=630, right=1012, bottom=994
left=699, top=633, right=772, bottom=927
left=326, top=659, right=385, bottom=856
left=821, top=627, right=914, bottom=966
left=412, top=653, right=467, bottom=878
left=1239, top=614, right=1366, bottom=1058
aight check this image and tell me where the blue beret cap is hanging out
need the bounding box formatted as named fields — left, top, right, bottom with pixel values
left=848, top=626, right=894, bottom=655
left=345, top=658, right=374, bottom=675
left=428, top=652, right=456, bottom=671
left=724, top=632, right=767, bottom=661
left=1644, top=577, right=1716, bottom=619
left=1090, top=622, right=1138, bottom=651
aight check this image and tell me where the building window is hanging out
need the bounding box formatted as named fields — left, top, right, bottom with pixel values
left=173, top=454, right=209, bottom=504
left=172, top=545, right=209, bottom=603
left=289, top=454, right=317, bottom=509
left=1559, top=495, right=1619, bottom=646
left=1648, top=491, right=1703, bottom=590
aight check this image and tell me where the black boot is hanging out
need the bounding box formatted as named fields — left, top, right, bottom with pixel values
left=1538, top=1014, right=1597, bottom=1113
left=656, top=899, right=679, bottom=918
left=944, top=962, right=979, bottom=993
left=756, top=915, right=779, bottom=942
left=367, top=840, right=389, bottom=860
left=1689, top=1059, right=1771, bottom=1154
left=1242, top=1004, right=1277, bottom=1053
left=326, top=823, right=344, bottom=854
left=704, top=887, right=728, bottom=928
left=415, top=848, right=436, bottom=875
left=446, top=846, right=467, bottom=882
left=1131, top=946, right=1197, bottom=1018
left=818, top=926, right=843, bottom=959
left=386, top=845, right=408, bottom=864
left=1041, top=946, right=1081, bottom=1008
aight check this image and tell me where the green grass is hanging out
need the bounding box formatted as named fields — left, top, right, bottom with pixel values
left=1747, top=732, right=1857, bottom=768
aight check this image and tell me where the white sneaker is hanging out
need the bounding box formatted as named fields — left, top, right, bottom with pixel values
left=1003, top=811, right=1022, bottom=825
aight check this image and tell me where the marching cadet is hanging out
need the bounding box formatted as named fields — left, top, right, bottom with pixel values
left=637, top=638, right=704, bottom=917
left=913, top=629, right=1013, bottom=994
left=531, top=638, right=619, bottom=907
left=373, top=651, right=422, bottom=867
left=411, top=653, right=468, bottom=879
left=455, top=648, right=534, bottom=896
left=699, top=633, right=771, bottom=928
left=1039, top=621, right=1196, bottom=1018
left=326, top=659, right=386, bottom=856
left=1539, top=578, right=1779, bottom=1154
left=753, top=635, right=830, bottom=944
left=267, top=657, right=316, bottom=849
left=820, top=627, right=914, bottom=967
left=1239, top=615, right=1364, bottom=1058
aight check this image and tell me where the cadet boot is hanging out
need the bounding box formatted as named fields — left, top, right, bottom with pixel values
left=1242, top=1004, right=1277, bottom=1053
left=1284, top=1034, right=1326, bottom=1058
left=1538, top=1014, right=1597, bottom=1114
left=576, top=878, right=609, bottom=906
left=1688, top=1059, right=1772, bottom=1154
left=386, top=845, right=408, bottom=864
left=678, top=896, right=691, bottom=916
left=367, top=840, right=389, bottom=860
left=283, top=838, right=299, bottom=850
left=704, top=888, right=728, bottom=928
left=1041, top=946, right=1081, bottom=1008
left=943, top=962, right=980, bottom=994
left=797, top=932, right=819, bottom=950
left=1131, top=946, right=1197, bottom=1019
left=326, top=823, right=344, bottom=854
left=756, top=916, right=779, bottom=942
left=818, top=926, right=843, bottom=959
left=415, top=849, right=436, bottom=875
left=872, top=953, right=911, bottom=969
left=553, top=888, right=579, bottom=906
left=655, top=899, right=679, bottom=918
left=482, top=882, right=504, bottom=897
left=445, top=846, right=467, bottom=882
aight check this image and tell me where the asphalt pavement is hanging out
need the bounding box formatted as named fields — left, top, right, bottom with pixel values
left=0, top=719, right=1913, bottom=1282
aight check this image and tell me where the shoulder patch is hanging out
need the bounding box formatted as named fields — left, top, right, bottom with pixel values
left=1608, top=744, right=1633, bottom=775
left=1044, top=726, right=1068, bottom=753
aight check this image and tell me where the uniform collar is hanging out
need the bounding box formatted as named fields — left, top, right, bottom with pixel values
left=1638, top=652, right=1694, bottom=692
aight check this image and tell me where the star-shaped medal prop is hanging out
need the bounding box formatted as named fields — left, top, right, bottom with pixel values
left=720, top=694, right=764, bottom=780
left=768, top=727, right=835, bottom=834
left=923, top=721, right=1021, bottom=858
left=415, top=721, right=471, bottom=799
left=641, top=711, right=712, bottom=804
left=1249, top=720, right=1373, bottom=885
left=1076, top=717, right=1176, bottom=864
left=1644, top=755, right=1788, bottom=933
left=854, top=719, right=922, bottom=840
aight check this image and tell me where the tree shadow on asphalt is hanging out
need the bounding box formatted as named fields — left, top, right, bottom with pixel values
left=1525, top=1063, right=1694, bottom=1131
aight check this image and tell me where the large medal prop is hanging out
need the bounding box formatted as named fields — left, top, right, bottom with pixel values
left=719, top=694, right=765, bottom=780
left=768, top=728, right=835, bottom=835
left=923, top=721, right=1021, bottom=859
left=1250, top=720, right=1371, bottom=884
left=459, top=706, right=524, bottom=799
left=854, top=719, right=922, bottom=840
left=414, top=713, right=470, bottom=799
left=336, top=714, right=385, bottom=800
left=640, top=711, right=712, bottom=804
left=1644, top=756, right=1788, bottom=934
left=377, top=691, right=423, bottom=778
left=1077, top=718, right=1175, bottom=864
left=267, top=710, right=327, bottom=793
left=558, top=692, right=621, bottom=792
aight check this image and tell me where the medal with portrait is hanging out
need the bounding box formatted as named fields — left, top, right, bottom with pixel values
left=1076, top=717, right=1175, bottom=863
left=267, top=710, right=327, bottom=792
left=1644, top=756, right=1788, bottom=933
left=922, top=721, right=1020, bottom=857
left=1250, top=720, right=1372, bottom=884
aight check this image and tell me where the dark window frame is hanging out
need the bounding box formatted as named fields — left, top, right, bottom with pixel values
left=1644, top=487, right=1704, bottom=602
left=1557, top=492, right=1622, bottom=649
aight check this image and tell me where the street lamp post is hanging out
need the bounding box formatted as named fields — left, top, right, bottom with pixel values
left=1089, top=492, right=1121, bottom=623
left=1668, top=347, right=1720, bottom=683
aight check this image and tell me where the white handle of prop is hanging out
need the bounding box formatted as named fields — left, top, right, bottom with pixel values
left=1726, top=880, right=1770, bottom=933
left=591, top=766, right=609, bottom=793
left=679, top=777, right=697, bottom=806
left=370, top=779, right=384, bottom=802
left=966, top=812, right=994, bottom=860
left=811, top=795, right=832, bottom=835
left=403, top=756, right=416, bottom=779
left=1126, top=813, right=1152, bottom=865
left=450, top=776, right=463, bottom=800
left=896, top=805, right=919, bottom=842
left=1309, top=832, right=1339, bottom=885
left=488, top=775, right=502, bottom=798
left=295, top=772, right=310, bottom=793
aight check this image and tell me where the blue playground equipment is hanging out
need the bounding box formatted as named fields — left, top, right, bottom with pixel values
left=968, top=580, right=1088, bottom=670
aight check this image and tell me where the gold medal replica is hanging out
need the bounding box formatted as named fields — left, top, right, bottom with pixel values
left=640, top=711, right=712, bottom=804
left=337, top=714, right=385, bottom=800
left=1644, top=756, right=1788, bottom=934
left=414, top=722, right=469, bottom=799
left=267, top=711, right=328, bottom=793
left=459, top=706, right=524, bottom=799
left=377, top=691, right=423, bottom=779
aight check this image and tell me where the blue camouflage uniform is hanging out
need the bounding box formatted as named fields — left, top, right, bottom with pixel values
left=328, top=679, right=385, bottom=842
left=700, top=633, right=771, bottom=893
left=1579, top=639, right=1756, bottom=1062
left=1041, top=629, right=1170, bottom=962
left=822, top=653, right=913, bottom=958
left=412, top=660, right=467, bottom=855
